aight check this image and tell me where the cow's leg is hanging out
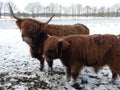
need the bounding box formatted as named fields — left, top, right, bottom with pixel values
left=109, top=65, right=118, bottom=84
left=70, top=65, right=83, bottom=85
left=66, top=67, right=71, bottom=82
left=47, top=60, right=53, bottom=73
left=46, top=60, right=53, bottom=75
left=37, top=56, right=44, bottom=71
left=30, top=47, right=45, bottom=71
left=39, top=56, right=44, bottom=71
left=68, top=68, right=79, bottom=85
left=71, top=71, right=79, bottom=85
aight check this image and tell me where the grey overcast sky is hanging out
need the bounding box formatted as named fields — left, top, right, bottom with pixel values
left=1, top=0, right=120, bottom=11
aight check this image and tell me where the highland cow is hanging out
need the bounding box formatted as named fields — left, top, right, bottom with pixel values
left=43, top=34, right=120, bottom=84
left=9, top=4, right=89, bottom=71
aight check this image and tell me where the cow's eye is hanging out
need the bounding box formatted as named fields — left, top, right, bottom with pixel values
left=47, top=49, right=53, bottom=53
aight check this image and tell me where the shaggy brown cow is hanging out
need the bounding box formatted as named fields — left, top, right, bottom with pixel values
left=9, top=4, right=89, bottom=71
left=43, top=34, right=120, bottom=84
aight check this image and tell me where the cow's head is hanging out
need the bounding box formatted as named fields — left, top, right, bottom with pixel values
left=8, top=3, right=55, bottom=45
left=43, top=36, right=70, bottom=61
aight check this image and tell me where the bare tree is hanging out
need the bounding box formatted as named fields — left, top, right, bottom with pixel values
left=25, top=2, right=42, bottom=18
left=48, top=3, right=55, bottom=13
left=84, top=5, right=91, bottom=17
left=75, top=4, right=82, bottom=16
left=58, top=5, right=63, bottom=14
left=116, top=8, right=120, bottom=17
left=70, top=4, right=76, bottom=16
left=106, top=7, right=111, bottom=17
left=112, top=4, right=120, bottom=17
left=91, top=7, right=97, bottom=18
left=5, top=1, right=120, bottom=18
left=62, top=6, right=69, bottom=16
left=98, top=6, right=106, bottom=17
left=0, top=2, right=3, bottom=18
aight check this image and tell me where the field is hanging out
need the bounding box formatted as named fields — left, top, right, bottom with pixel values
left=0, top=18, right=120, bottom=90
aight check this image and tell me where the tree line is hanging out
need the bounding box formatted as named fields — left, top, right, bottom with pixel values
left=0, top=1, right=120, bottom=18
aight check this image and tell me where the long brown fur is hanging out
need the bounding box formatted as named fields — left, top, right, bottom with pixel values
left=21, top=20, right=89, bottom=70
left=43, top=34, right=120, bottom=83
left=9, top=4, right=89, bottom=70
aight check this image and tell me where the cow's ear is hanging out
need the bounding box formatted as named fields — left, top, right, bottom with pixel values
left=58, top=39, right=70, bottom=56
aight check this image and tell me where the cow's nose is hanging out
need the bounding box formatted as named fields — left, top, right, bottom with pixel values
left=22, top=37, right=32, bottom=44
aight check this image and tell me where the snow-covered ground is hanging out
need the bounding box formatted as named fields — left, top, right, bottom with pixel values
left=0, top=18, right=120, bottom=90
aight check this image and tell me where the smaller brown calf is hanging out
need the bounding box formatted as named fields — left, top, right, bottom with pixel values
left=43, top=34, right=120, bottom=84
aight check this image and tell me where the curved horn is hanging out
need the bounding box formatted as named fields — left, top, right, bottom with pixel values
left=45, top=14, right=55, bottom=24
left=8, top=3, right=21, bottom=20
